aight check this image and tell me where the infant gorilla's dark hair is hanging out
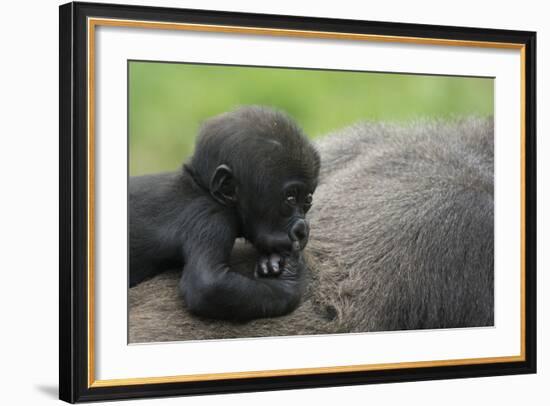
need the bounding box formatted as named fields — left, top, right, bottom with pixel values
left=129, top=106, right=320, bottom=321
left=190, top=106, right=320, bottom=193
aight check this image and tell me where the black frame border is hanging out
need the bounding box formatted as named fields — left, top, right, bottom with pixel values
left=59, top=1, right=537, bottom=402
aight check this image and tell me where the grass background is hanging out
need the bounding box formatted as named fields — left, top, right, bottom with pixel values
left=129, top=61, right=493, bottom=176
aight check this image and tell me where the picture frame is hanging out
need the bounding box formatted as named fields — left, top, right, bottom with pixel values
left=59, top=1, right=537, bottom=403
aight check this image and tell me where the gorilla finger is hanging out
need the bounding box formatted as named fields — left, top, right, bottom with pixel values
left=269, top=254, right=281, bottom=275
left=256, top=257, right=270, bottom=277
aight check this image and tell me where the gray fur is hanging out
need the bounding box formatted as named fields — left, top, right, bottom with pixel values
left=129, top=117, right=494, bottom=342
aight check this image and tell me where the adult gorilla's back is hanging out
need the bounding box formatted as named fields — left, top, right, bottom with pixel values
left=130, top=117, right=494, bottom=342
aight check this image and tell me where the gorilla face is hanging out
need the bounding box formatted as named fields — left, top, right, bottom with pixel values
left=241, top=178, right=316, bottom=257
left=195, top=106, right=320, bottom=260
left=208, top=160, right=318, bottom=257
left=191, top=106, right=320, bottom=278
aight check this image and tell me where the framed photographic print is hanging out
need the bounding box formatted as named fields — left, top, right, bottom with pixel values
left=59, top=1, right=537, bottom=403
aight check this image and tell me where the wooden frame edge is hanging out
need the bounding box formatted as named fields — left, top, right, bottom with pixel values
left=59, top=1, right=536, bottom=402
left=86, top=16, right=529, bottom=388
left=89, top=17, right=525, bottom=49
left=89, top=355, right=525, bottom=388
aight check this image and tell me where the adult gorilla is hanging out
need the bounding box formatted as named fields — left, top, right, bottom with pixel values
left=129, top=116, right=494, bottom=342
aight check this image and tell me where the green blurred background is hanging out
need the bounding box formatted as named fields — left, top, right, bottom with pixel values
left=129, top=61, right=493, bottom=176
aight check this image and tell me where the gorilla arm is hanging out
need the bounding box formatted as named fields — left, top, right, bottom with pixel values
left=178, top=209, right=305, bottom=321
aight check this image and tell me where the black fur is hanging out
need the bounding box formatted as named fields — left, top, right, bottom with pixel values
left=129, top=106, right=320, bottom=321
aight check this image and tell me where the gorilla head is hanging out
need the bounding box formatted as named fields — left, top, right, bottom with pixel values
left=188, top=106, right=320, bottom=259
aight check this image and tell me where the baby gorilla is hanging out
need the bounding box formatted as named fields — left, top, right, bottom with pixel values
left=129, top=106, right=320, bottom=321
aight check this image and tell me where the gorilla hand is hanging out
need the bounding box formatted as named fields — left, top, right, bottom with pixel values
left=255, top=253, right=284, bottom=277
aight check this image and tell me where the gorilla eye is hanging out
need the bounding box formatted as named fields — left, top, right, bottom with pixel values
left=286, top=195, right=297, bottom=205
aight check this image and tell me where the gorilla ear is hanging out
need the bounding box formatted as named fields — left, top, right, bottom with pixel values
left=210, top=164, right=237, bottom=206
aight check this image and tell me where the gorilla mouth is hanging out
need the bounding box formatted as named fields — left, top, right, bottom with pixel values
left=252, top=230, right=308, bottom=257
left=252, top=233, right=299, bottom=256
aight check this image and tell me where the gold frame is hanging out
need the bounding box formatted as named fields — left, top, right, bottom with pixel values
left=86, top=17, right=527, bottom=388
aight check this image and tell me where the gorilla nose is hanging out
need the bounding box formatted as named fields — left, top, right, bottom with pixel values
left=289, top=219, right=309, bottom=250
